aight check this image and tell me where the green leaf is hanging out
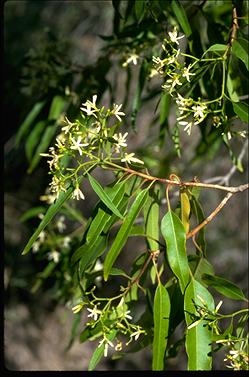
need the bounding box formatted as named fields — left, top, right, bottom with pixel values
left=232, top=101, right=249, bottom=123
left=109, top=267, right=130, bottom=278
left=88, top=330, right=117, bottom=370
left=144, top=189, right=160, bottom=251
left=25, top=120, right=46, bottom=161
left=103, top=188, right=149, bottom=281
left=184, top=279, right=215, bottom=370
left=226, top=73, right=239, bottom=102
left=204, top=43, right=227, bottom=54
left=135, top=0, right=145, bottom=23
left=86, top=181, right=126, bottom=243
left=87, top=174, right=124, bottom=220
left=19, top=206, right=46, bottom=222
left=152, top=283, right=171, bottom=370
left=48, top=95, right=65, bottom=120
left=188, top=256, right=214, bottom=285
left=77, top=235, right=107, bottom=276
left=21, top=185, right=74, bottom=255
left=15, top=101, right=46, bottom=146
left=171, top=0, right=192, bottom=38
left=161, top=210, right=190, bottom=293
left=28, top=125, right=58, bottom=173
left=232, top=38, right=249, bottom=71
left=202, top=274, right=247, bottom=301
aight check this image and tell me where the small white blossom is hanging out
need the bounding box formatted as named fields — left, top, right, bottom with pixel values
left=178, top=120, right=197, bottom=135
left=62, top=116, right=76, bottom=134
left=192, top=104, right=207, bottom=122
left=129, top=328, right=144, bottom=341
left=70, top=136, right=88, bottom=156
left=98, top=337, right=114, bottom=357
left=122, top=51, right=139, bottom=67
left=163, top=75, right=182, bottom=93
left=49, top=176, right=67, bottom=199
left=121, top=152, right=144, bottom=165
left=111, top=104, right=125, bottom=122
left=56, top=215, right=66, bottom=233
left=113, top=132, right=128, bottom=152
left=48, top=250, right=60, bottom=263
left=168, top=27, right=184, bottom=45
left=115, top=341, right=123, bottom=351
left=62, top=236, right=71, bottom=248
left=124, top=310, right=132, bottom=320
left=38, top=230, right=46, bottom=243
left=87, top=305, right=102, bottom=321
left=32, top=241, right=40, bottom=253
left=72, top=187, right=85, bottom=200
left=80, top=95, right=99, bottom=118
left=182, top=65, right=195, bottom=82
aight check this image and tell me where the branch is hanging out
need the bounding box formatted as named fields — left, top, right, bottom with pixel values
left=186, top=192, right=233, bottom=239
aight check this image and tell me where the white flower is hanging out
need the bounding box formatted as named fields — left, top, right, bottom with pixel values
left=70, top=136, right=88, bottom=156
left=124, top=310, right=132, bottom=320
left=48, top=250, right=60, bottom=263
left=122, top=51, right=139, bottom=67
left=72, top=303, right=84, bottom=314
left=113, top=132, right=128, bottom=152
left=178, top=120, right=196, bottom=135
left=62, top=236, right=71, bottom=248
left=87, top=305, right=102, bottom=321
left=94, top=259, right=103, bottom=271
left=152, top=56, right=165, bottom=70
left=168, top=27, right=184, bottom=45
left=111, top=103, right=125, bottom=122
left=121, top=152, right=144, bottom=165
left=215, top=300, right=223, bottom=313
left=98, top=337, right=114, bottom=357
left=56, top=215, right=66, bottom=233
left=163, top=75, right=182, bottom=93
left=62, top=116, right=77, bottom=134
left=72, top=187, right=85, bottom=200
left=32, top=241, right=40, bottom=253
left=80, top=94, right=99, bottom=118
left=129, top=328, right=144, bottom=341
left=38, top=230, right=46, bottom=243
left=182, top=65, right=195, bottom=82
left=49, top=176, right=67, bottom=199
left=192, top=104, right=207, bottom=122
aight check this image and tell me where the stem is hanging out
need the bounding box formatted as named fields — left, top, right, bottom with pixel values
left=187, top=192, right=233, bottom=239
left=104, top=161, right=249, bottom=193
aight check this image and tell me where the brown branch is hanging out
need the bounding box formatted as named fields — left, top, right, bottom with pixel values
left=114, top=165, right=249, bottom=194
left=186, top=192, right=233, bottom=239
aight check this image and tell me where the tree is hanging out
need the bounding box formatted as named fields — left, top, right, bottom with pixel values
left=16, top=0, right=248, bottom=370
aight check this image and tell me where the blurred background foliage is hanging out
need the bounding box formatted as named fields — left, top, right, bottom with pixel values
left=4, top=0, right=248, bottom=370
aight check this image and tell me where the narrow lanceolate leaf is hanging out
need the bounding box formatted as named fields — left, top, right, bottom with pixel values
left=202, top=274, right=247, bottom=301
left=203, top=43, right=227, bottom=55
left=232, top=101, right=249, bottom=123
left=161, top=210, right=190, bottom=293
left=152, top=283, right=171, bottom=371
left=88, top=330, right=117, bottom=371
left=180, top=190, right=190, bottom=234
left=48, top=95, right=65, bottom=120
left=15, top=101, right=46, bottom=146
left=103, top=188, right=149, bottom=281
left=232, top=38, right=249, bottom=71
left=28, top=125, right=58, bottom=173
left=87, top=174, right=124, bottom=220
left=171, top=0, right=192, bottom=38
left=22, top=186, right=74, bottom=255
left=184, top=279, right=215, bottom=370
left=144, top=189, right=159, bottom=251
left=25, top=120, right=46, bottom=161
left=78, top=235, right=107, bottom=276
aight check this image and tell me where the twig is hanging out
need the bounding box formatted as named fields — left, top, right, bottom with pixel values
left=187, top=192, right=233, bottom=239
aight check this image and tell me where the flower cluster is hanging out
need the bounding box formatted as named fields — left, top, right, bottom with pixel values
left=72, top=287, right=146, bottom=357
left=152, top=27, right=195, bottom=94
left=40, top=95, right=144, bottom=202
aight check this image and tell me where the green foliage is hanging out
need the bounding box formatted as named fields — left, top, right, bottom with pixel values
left=17, top=0, right=249, bottom=371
